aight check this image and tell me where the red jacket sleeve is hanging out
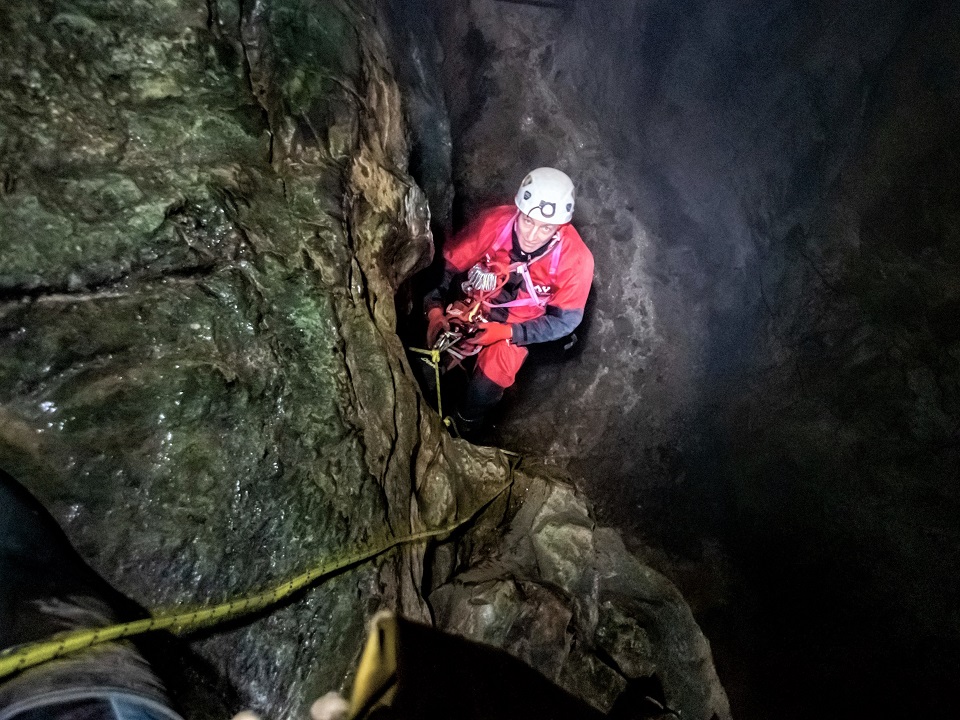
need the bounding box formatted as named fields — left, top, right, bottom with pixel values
left=443, top=206, right=517, bottom=272
left=423, top=206, right=516, bottom=313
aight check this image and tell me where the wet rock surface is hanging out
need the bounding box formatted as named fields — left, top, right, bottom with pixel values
left=0, top=1, right=728, bottom=718
left=431, top=469, right=730, bottom=719
left=0, top=0, right=477, bottom=715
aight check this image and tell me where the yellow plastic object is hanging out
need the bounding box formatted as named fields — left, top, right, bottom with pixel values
left=348, top=611, right=400, bottom=718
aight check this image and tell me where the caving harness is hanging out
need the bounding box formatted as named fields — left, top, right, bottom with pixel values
left=411, top=213, right=563, bottom=422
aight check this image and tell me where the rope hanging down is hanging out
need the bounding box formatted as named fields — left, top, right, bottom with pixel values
left=409, top=346, right=448, bottom=424
left=0, top=478, right=515, bottom=681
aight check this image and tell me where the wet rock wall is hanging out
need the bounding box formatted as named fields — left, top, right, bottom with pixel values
left=0, top=0, right=458, bottom=715
left=431, top=468, right=730, bottom=719
left=0, top=1, right=730, bottom=718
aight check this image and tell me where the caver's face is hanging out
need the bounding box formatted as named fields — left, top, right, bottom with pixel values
left=515, top=212, right=560, bottom=253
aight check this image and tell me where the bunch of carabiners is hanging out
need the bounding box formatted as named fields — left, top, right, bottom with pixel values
left=431, top=260, right=509, bottom=365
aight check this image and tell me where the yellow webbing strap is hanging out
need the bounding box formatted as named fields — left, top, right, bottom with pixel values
left=0, top=478, right=514, bottom=681
left=348, top=611, right=399, bottom=718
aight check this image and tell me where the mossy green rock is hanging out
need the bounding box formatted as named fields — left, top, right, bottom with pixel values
left=0, top=1, right=466, bottom=717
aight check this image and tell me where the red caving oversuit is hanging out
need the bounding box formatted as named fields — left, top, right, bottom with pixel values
left=439, top=205, right=594, bottom=389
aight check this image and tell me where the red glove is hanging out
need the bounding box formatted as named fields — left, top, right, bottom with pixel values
left=426, top=308, right=450, bottom=347
left=471, top=322, right=513, bottom=346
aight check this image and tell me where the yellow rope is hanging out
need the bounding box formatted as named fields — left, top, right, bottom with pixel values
left=0, top=478, right=514, bottom=681
left=409, top=346, right=446, bottom=422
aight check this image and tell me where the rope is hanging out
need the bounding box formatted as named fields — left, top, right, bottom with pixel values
left=409, top=346, right=447, bottom=423
left=0, top=477, right=515, bottom=681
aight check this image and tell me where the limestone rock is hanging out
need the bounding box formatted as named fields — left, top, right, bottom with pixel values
left=432, top=472, right=730, bottom=719
left=0, top=1, right=447, bottom=716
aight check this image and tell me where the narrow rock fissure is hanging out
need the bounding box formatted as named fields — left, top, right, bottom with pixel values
left=2, top=1, right=959, bottom=719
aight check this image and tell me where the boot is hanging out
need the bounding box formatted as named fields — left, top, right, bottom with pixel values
left=452, top=410, right=484, bottom=442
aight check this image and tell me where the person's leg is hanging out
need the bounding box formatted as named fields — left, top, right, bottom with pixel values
left=0, top=470, right=182, bottom=720
left=457, top=341, right=528, bottom=431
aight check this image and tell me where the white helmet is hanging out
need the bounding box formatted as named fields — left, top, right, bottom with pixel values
left=515, top=167, right=575, bottom=224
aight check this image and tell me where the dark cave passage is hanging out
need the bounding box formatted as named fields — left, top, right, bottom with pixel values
left=394, top=0, right=960, bottom=717
left=0, top=0, right=958, bottom=717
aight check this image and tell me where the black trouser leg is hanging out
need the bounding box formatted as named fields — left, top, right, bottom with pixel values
left=458, top=372, right=506, bottom=426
